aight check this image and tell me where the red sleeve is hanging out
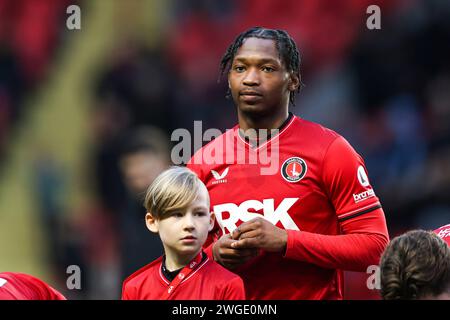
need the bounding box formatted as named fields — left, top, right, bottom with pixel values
left=322, top=136, right=382, bottom=221
left=121, top=282, right=134, bottom=300
left=284, top=136, right=389, bottom=272
left=284, top=208, right=389, bottom=271
left=220, top=276, right=246, bottom=300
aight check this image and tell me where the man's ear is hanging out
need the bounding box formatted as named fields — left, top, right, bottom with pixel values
left=145, top=212, right=159, bottom=233
left=208, top=212, right=216, bottom=232
left=288, top=73, right=300, bottom=92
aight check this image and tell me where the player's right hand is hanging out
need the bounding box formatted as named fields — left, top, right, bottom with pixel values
left=212, top=233, right=259, bottom=270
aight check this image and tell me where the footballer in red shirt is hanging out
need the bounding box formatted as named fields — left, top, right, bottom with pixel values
left=0, top=272, right=66, bottom=300
left=187, top=27, right=389, bottom=299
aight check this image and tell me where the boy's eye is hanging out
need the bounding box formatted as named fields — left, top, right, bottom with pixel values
left=195, top=211, right=207, bottom=217
left=172, top=212, right=183, bottom=218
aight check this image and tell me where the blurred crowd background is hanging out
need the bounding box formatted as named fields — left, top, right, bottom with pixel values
left=0, top=0, right=449, bottom=299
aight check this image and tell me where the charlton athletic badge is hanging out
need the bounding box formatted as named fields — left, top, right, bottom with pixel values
left=281, top=157, right=307, bottom=183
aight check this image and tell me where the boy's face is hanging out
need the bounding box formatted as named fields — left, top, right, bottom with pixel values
left=146, top=184, right=214, bottom=260
left=228, top=37, right=299, bottom=117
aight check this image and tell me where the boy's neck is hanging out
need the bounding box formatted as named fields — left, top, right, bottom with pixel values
left=164, top=250, right=201, bottom=272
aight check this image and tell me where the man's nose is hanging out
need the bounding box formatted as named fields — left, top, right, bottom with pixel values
left=243, top=68, right=260, bottom=86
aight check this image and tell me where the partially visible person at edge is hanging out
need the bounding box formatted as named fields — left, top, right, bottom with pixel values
left=380, top=229, right=450, bottom=300
left=0, top=272, right=66, bottom=300
left=434, top=224, right=450, bottom=246
left=187, top=26, right=389, bottom=299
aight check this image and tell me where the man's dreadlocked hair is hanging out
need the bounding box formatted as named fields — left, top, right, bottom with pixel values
left=220, top=26, right=304, bottom=106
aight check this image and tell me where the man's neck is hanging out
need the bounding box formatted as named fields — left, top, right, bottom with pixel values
left=238, top=109, right=290, bottom=141
left=238, top=109, right=289, bottom=131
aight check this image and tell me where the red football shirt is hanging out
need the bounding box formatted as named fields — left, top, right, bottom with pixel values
left=434, top=224, right=450, bottom=246
left=188, top=114, right=389, bottom=300
left=0, top=272, right=66, bottom=300
left=122, top=255, right=245, bottom=300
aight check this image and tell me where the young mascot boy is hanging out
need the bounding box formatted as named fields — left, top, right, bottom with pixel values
left=122, top=166, right=245, bottom=300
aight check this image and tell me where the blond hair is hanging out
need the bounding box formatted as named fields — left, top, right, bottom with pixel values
left=144, top=166, right=207, bottom=219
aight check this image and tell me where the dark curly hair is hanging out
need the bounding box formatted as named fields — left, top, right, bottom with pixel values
left=380, top=230, right=450, bottom=300
left=219, top=26, right=304, bottom=106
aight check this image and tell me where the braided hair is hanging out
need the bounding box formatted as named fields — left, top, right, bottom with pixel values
left=220, top=27, right=304, bottom=106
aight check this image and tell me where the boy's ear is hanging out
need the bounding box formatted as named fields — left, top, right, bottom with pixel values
left=208, top=212, right=215, bottom=232
left=145, top=212, right=159, bottom=233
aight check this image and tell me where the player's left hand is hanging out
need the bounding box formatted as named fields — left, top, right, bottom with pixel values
left=230, top=217, right=288, bottom=253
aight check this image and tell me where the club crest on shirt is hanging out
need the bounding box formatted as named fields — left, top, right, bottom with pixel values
left=281, top=157, right=307, bottom=183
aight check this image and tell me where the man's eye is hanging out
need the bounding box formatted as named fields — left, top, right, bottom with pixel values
left=262, top=66, right=274, bottom=72
left=234, top=66, right=246, bottom=72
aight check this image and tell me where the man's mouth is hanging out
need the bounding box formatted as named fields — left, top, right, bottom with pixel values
left=239, top=90, right=262, bottom=96
left=239, top=90, right=263, bottom=103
